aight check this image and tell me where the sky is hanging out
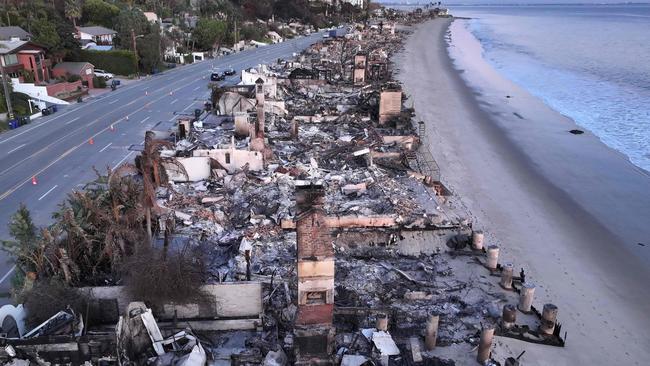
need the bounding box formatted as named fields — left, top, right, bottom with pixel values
left=375, top=1, right=650, bottom=4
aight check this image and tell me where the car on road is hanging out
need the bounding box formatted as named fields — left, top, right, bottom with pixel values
left=94, top=69, right=114, bottom=80
left=210, top=72, right=225, bottom=81
left=224, top=68, right=236, bottom=76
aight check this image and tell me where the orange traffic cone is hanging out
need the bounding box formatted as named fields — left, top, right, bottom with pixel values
left=125, top=115, right=129, bottom=121
left=32, top=176, right=37, bottom=185
left=110, top=124, right=115, bottom=131
left=89, top=137, right=94, bottom=145
left=169, top=91, right=173, bottom=96
left=145, top=91, right=148, bottom=96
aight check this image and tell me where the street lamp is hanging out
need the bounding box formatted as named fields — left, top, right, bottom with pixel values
left=131, top=29, right=145, bottom=78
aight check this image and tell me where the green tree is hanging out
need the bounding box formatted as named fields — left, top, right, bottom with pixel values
left=240, top=23, right=267, bottom=42
left=30, top=18, right=60, bottom=50
left=64, top=0, right=81, bottom=27
left=114, top=7, right=150, bottom=50
left=1, top=204, right=40, bottom=276
left=193, top=18, right=227, bottom=51
left=199, top=0, right=237, bottom=19
left=7, top=204, right=37, bottom=246
left=55, top=17, right=81, bottom=59
left=136, top=25, right=162, bottom=73
left=81, top=0, right=120, bottom=28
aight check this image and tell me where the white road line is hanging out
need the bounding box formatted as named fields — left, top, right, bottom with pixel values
left=171, top=98, right=179, bottom=104
left=65, top=117, right=80, bottom=125
left=108, top=99, right=118, bottom=104
left=7, top=143, right=25, bottom=154
left=126, top=100, right=137, bottom=106
left=113, top=151, right=134, bottom=169
left=38, top=185, right=58, bottom=201
left=99, top=142, right=113, bottom=152
left=193, top=86, right=201, bottom=91
left=182, top=102, right=196, bottom=112
left=140, top=116, right=151, bottom=124
left=0, top=265, right=16, bottom=284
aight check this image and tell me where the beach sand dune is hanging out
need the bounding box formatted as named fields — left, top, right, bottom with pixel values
left=396, top=18, right=650, bottom=365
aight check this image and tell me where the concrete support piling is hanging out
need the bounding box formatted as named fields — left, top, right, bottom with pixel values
left=500, top=262, right=514, bottom=289
left=472, top=230, right=484, bottom=250
left=486, top=245, right=499, bottom=270
left=425, top=314, right=439, bottom=350
left=540, top=303, right=558, bottom=335
left=518, top=282, right=536, bottom=313
left=501, top=304, right=517, bottom=330
left=477, top=325, right=495, bottom=364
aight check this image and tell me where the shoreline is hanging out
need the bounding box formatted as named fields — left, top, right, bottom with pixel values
left=396, top=18, right=650, bottom=364
left=444, top=17, right=650, bottom=264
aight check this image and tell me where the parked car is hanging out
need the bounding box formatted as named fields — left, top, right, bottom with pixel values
left=224, top=68, right=236, bottom=76
left=210, top=72, right=225, bottom=81
left=94, top=69, right=114, bottom=80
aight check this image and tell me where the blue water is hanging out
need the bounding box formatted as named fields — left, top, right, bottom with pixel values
left=450, top=4, right=650, bottom=171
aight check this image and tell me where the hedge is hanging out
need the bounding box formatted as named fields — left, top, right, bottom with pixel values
left=0, top=92, right=30, bottom=116
left=77, top=49, right=137, bottom=76
left=92, top=76, right=107, bottom=89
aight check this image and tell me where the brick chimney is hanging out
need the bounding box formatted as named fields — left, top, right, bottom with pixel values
left=293, top=182, right=335, bottom=365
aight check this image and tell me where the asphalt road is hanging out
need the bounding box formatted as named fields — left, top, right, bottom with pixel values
left=0, top=32, right=325, bottom=299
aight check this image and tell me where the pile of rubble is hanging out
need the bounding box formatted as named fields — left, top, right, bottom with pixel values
left=0, top=11, right=565, bottom=366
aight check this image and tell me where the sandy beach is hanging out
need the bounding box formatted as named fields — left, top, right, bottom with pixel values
left=396, top=18, right=650, bottom=365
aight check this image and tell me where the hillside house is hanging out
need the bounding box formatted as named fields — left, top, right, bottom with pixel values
left=76, top=26, right=117, bottom=46
left=0, top=40, right=50, bottom=83
left=0, top=26, right=31, bottom=41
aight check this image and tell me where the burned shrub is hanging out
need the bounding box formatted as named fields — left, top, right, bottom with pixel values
left=20, top=280, right=90, bottom=328
left=122, top=246, right=211, bottom=309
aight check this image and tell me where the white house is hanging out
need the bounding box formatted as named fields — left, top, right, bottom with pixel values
left=341, top=0, right=365, bottom=7
left=143, top=12, right=160, bottom=24
left=76, top=26, right=117, bottom=45
left=266, top=31, right=283, bottom=44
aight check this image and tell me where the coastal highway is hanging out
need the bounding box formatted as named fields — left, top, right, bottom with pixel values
left=0, top=32, right=325, bottom=299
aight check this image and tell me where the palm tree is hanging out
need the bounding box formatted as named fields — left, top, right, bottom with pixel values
left=64, top=0, right=81, bottom=28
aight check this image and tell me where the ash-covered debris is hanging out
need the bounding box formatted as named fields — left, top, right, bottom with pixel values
left=134, top=12, right=554, bottom=366
left=0, top=10, right=564, bottom=366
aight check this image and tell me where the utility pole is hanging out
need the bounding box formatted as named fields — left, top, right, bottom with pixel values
left=234, top=19, right=238, bottom=51
left=131, top=28, right=139, bottom=78
left=0, top=58, right=14, bottom=120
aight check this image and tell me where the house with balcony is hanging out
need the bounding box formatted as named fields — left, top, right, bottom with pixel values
left=76, top=26, right=117, bottom=46
left=0, top=40, right=51, bottom=84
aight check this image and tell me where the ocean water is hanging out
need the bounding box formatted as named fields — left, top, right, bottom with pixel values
left=449, top=4, right=650, bottom=171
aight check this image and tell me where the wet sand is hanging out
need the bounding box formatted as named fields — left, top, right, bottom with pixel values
left=396, top=18, right=650, bottom=365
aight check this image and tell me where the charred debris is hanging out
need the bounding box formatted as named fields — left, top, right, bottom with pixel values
left=1, top=13, right=565, bottom=366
